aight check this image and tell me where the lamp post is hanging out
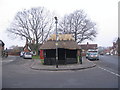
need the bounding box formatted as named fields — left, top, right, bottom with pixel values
left=54, top=16, right=58, bottom=68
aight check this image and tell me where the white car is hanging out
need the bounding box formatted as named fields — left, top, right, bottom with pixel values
left=87, top=53, right=99, bottom=60
left=23, top=52, right=32, bottom=59
left=106, top=53, right=110, bottom=55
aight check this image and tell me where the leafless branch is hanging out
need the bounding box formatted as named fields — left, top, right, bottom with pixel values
left=58, top=10, right=97, bottom=44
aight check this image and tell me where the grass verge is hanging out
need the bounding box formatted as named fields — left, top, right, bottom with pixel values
left=32, top=55, right=44, bottom=64
left=32, top=55, right=40, bottom=59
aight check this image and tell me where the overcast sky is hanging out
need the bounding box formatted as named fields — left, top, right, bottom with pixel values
left=0, top=0, right=119, bottom=48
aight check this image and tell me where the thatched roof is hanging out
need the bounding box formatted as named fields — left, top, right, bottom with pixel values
left=40, top=40, right=80, bottom=50
left=48, top=34, right=75, bottom=41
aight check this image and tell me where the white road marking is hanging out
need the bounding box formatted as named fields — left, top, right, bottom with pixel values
left=1, top=60, right=14, bottom=63
left=98, top=66, right=120, bottom=77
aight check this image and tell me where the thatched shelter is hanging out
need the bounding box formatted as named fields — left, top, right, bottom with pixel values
left=40, top=34, right=81, bottom=65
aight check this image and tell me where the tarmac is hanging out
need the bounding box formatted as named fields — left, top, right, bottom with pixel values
left=30, top=57, right=96, bottom=71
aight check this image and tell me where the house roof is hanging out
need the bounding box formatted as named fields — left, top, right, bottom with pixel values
left=40, top=40, right=81, bottom=50
left=48, top=34, right=75, bottom=41
left=80, top=44, right=97, bottom=50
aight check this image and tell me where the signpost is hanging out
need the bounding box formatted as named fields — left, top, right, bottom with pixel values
left=54, top=16, right=58, bottom=68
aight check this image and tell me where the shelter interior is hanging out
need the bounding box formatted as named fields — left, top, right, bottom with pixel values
left=44, top=48, right=77, bottom=65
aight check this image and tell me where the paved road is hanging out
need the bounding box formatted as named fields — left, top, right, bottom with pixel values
left=91, top=55, right=119, bottom=74
left=2, top=55, right=119, bottom=88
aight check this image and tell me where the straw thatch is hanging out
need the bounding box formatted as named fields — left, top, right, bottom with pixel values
left=48, top=34, right=75, bottom=41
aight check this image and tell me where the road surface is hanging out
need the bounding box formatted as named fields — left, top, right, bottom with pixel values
left=2, top=55, right=119, bottom=88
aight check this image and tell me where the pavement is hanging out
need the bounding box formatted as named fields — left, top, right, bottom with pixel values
left=30, top=57, right=96, bottom=71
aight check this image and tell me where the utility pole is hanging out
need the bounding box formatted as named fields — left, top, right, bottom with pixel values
left=54, top=16, right=58, bottom=68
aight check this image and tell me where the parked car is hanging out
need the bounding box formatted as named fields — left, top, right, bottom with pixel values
left=87, top=53, right=99, bottom=60
left=23, top=52, right=32, bottom=59
left=100, top=52, right=104, bottom=55
left=106, top=53, right=110, bottom=55
left=20, top=51, right=25, bottom=57
left=86, top=52, right=90, bottom=58
left=86, top=49, right=98, bottom=58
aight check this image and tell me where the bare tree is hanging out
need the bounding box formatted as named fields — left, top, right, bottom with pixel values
left=59, top=10, right=97, bottom=43
left=7, top=7, right=54, bottom=54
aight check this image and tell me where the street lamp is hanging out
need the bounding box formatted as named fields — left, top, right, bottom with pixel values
left=54, top=16, right=58, bottom=68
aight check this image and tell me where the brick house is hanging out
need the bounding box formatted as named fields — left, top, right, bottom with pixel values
left=7, top=46, right=23, bottom=56
left=23, top=39, right=41, bottom=55
left=79, top=42, right=98, bottom=56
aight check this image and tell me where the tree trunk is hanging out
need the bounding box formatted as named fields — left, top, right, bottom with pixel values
left=36, top=38, right=39, bottom=56
left=74, top=28, right=77, bottom=42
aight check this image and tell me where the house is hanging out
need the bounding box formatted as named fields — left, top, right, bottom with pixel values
left=0, top=40, right=5, bottom=57
left=79, top=42, right=98, bottom=56
left=7, top=46, right=24, bottom=56
left=111, top=42, right=118, bottom=55
left=110, top=37, right=119, bottom=55
left=23, top=39, right=41, bottom=55
left=40, top=34, right=81, bottom=65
